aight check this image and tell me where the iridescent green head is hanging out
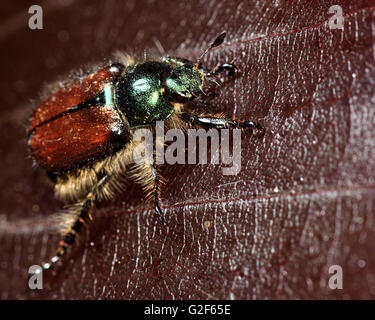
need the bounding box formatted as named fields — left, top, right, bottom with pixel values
left=163, top=64, right=204, bottom=102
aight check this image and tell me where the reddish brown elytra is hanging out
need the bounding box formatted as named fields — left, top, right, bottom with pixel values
left=28, top=64, right=127, bottom=171
left=28, top=32, right=263, bottom=272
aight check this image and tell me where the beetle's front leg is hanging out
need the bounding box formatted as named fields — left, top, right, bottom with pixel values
left=208, top=63, right=237, bottom=77
left=180, top=112, right=263, bottom=132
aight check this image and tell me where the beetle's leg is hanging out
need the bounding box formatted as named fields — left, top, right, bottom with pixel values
left=150, top=159, right=168, bottom=226
left=129, top=153, right=167, bottom=225
left=41, top=175, right=109, bottom=271
left=180, top=112, right=264, bottom=133
left=208, top=63, right=237, bottom=77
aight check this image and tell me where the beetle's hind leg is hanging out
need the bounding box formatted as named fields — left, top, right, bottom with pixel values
left=41, top=175, right=110, bottom=271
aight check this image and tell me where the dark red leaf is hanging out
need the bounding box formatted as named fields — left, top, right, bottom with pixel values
left=1, top=0, right=375, bottom=299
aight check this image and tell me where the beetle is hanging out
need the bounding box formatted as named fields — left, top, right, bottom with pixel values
left=28, top=32, right=263, bottom=271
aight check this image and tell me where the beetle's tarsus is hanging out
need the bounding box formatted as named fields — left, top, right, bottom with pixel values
left=155, top=202, right=168, bottom=226
left=209, top=63, right=237, bottom=77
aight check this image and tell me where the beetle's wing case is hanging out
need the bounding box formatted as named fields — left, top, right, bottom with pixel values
left=28, top=65, right=129, bottom=172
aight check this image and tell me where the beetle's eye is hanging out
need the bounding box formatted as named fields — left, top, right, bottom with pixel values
left=164, top=77, right=191, bottom=102
left=162, top=68, right=195, bottom=102
left=162, top=65, right=203, bottom=103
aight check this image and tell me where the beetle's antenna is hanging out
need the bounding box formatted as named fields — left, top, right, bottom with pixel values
left=194, top=31, right=227, bottom=69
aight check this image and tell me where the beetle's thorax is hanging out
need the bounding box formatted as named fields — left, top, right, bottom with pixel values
left=115, top=61, right=175, bottom=128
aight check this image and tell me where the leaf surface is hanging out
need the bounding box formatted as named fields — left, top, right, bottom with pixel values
left=0, top=0, right=375, bottom=299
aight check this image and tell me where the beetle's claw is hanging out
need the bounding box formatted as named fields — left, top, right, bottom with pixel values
left=155, top=203, right=168, bottom=226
